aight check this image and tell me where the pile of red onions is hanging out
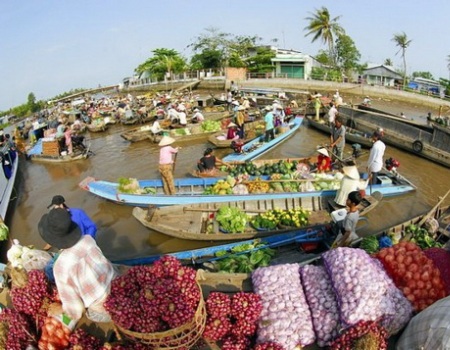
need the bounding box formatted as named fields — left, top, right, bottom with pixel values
left=323, top=248, right=389, bottom=327
left=300, top=265, right=341, bottom=346
left=252, top=263, right=315, bottom=348
left=424, top=247, right=450, bottom=295
left=104, top=256, right=200, bottom=333
left=203, top=291, right=262, bottom=349
left=0, top=308, right=37, bottom=350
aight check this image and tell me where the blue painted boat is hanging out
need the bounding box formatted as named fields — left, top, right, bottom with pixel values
left=221, top=116, right=304, bottom=162
left=113, top=225, right=327, bottom=266
left=80, top=168, right=414, bottom=207
left=0, top=145, right=18, bottom=220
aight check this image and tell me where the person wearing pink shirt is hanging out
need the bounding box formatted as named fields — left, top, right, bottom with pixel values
left=158, top=136, right=179, bottom=194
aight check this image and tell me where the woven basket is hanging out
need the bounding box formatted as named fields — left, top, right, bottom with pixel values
left=114, top=282, right=206, bottom=349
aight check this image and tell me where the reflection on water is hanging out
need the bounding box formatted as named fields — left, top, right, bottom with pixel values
left=7, top=108, right=450, bottom=261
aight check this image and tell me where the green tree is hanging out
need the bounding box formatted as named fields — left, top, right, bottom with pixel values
left=392, top=32, right=412, bottom=88
left=246, top=46, right=276, bottom=73
left=304, top=7, right=345, bottom=66
left=27, top=92, right=39, bottom=113
left=188, top=27, right=231, bottom=69
left=315, top=50, right=333, bottom=66
left=384, top=58, right=393, bottom=66
left=412, top=71, right=434, bottom=80
left=334, top=34, right=361, bottom=76
left=135, top=48, right=186, bottom=81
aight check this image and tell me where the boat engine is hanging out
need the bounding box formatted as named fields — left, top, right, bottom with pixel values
left=351, top=143, right=362, bottom=158
left=385, top=157, right=400, bottom=172
left=230, top=140, right=244, bottom=153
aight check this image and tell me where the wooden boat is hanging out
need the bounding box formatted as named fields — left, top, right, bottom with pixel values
left=222, top=116, right=304, bottom=162
left=120, top=116, right=140, bottom=125
left=26, top=138, right=90, bottom=163
left=306, top=116, right=374, bottom=148
left=80, top=168, right=415, bottom=207
left=207, top=119, right=266, bottom=148
left=132, top=192, right=382, bottom=241
left=339, top=106, right=450, bottom=168
left=120, top=125, right=154, bottom=142
left=0, top=145, right=19, bottom=220
left=87, top=122, right=108, bottom=133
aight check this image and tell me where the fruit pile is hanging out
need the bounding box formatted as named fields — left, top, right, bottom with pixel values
left=203, top=176, right=236, bottom=195
left=246, top=178, right=270, bottom=194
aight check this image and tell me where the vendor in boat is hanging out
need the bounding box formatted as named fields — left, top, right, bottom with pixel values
left=158, top=136, right=180, bottom=195
left=226, top=122, right=240, bottom=140
left=176, top=104, right=187, bottom=127
left=316, top=147, right=332, bottom=173
left=334, top=165, right=364, bottom=207
left=236, top=106, right=246, bottom=139
left=290, top=100, right=299, bottom=109
left=333, top=190, right=362, bottom=247
left=191, top=108, right=205, bottom=123
left=197, top=148, right=228, bottom=174
left=38, top=208, right=116, bottom=323
left=241, top=96, right=251, bottom=110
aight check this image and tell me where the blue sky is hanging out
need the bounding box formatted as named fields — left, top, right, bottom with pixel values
left=1, top=0, right=449, bottom=111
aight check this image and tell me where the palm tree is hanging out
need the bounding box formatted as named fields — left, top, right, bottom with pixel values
left=392, top=32, right=412, bottom=88
left=384, top=58, right=393, bottom=66
left=304, top=7, right=345, bottom=66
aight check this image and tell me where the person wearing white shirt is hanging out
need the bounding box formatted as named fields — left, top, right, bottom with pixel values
left=168, top=107, right=179, bottom=122
left=241, top=97, right=250, bottom=110
left=328, top=103, right=338, bottom=125
left=367, top=131, right=386, bottom=185
left=177, top=105, right=187, bottom=126
left=191, top=109, right=204, bottom=123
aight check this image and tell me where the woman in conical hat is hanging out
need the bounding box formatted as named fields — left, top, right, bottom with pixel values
left=158, top=136, right=179, bottom=194
left=316, top=147, right=332, bottom=173
left=334, top=165, right=362, bottom=206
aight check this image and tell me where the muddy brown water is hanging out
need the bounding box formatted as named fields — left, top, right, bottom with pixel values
left=4, top=99, right=450, bottom=262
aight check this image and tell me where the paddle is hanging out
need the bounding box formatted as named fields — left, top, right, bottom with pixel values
left=417, top=188, right=450, bottom=227
left=172, top=151, right=179, bottom=172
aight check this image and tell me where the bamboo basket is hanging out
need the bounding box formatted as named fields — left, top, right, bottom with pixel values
left=114, top=282, right=207, bottom=349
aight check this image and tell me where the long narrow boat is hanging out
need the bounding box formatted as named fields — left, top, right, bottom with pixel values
left=207, top=119, right=266, bottom=148
left=0, top=145, right=19, bottom=220
left=221, top=116, right=304, bottom=162
left=26, top=138, right=90, bottom=163
left=132, top=192, right=382, bottom=241
left=80, top=168, right=415, bottom=207
left=87, top=122, right=108, bottom=133
left=306, top=116, right=373, bottom=148
left=339, top=106, right=450, bottom=168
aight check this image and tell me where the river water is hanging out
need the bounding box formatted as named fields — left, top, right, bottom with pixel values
left=5, top=99, right=450, bottom=262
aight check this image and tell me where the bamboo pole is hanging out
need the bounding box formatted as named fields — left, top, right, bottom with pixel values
left=417, top=189, right=450, bottom=227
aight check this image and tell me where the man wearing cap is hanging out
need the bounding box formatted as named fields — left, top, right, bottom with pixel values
left=39, top=208, right=116, bottom=322
left=367, top=131, right=386, bottom=185
left=47, top=195, right=97, bottom=240
left=158, top=136, right=179, bottom=195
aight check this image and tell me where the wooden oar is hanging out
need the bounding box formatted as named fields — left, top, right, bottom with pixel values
left=417, top=188, right=450, bottom=227
left=172, top=151, right=179, bottom=172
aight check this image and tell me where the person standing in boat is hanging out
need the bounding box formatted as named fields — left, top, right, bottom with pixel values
left=264, top=106, right=275, bottom=142
left=158, top=136, right=179, bottom=195
left=313, top=93, right=322, bottom=121
left=236, top=106, right=246, bottom=139
left=328, top=102, right=338, bottom=126
left=367, top=130, right=386, bottom=185
left=330, top=116, right=346, bottom=161
left=241, top=96, right=251, bottom=110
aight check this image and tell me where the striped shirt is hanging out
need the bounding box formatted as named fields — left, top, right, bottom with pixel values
left=54, top=235, right=116, bottom=320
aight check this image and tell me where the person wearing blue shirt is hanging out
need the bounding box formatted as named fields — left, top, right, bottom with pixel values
left=44, top=195, right=97, bottom=250
left=264, top=106, right=275, bottom=142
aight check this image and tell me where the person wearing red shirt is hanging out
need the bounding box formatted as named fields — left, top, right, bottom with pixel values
left=317, top=148, right=332, bottom=172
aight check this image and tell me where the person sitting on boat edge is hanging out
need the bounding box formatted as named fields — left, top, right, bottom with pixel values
left=334, top=165, right=363, bottom=207
left=226, top=122, right=240, bottom=140
left=158, top=136, right=180, bottom=195
left=333, top=190, right=362, bottom=247
left=316, top=147, right=332, bottom=173
left=39, top=208, right=116, bottom=323
left=191, top=108, right=205, bottom=124
left=197, top=148, right=228, bottom=174
left=176, top=104, right=187, bottom=127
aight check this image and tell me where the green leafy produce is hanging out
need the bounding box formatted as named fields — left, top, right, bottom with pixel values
left=359, top=236, right=379, bottom=254
left=118, top=177, right=142, bottom=194
left=216, top=206, right=248, bottom=233
left=406, top=226, right=442, bottom=249
left=0, top=223, right=9, bottom=241
left=201, top=120, right=221, bottom=132
left=214, top=244, right=275, bottom=273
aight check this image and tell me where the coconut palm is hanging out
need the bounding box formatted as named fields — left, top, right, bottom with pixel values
left=304, top=7, right=345, bottom=66
left=384, top=58, right=393, bottom=66
left=392, top=32, right=412, bottom=88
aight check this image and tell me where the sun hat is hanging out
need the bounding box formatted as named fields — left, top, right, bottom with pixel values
left=38, top=208, right=82, bottom=249
left=274, top=103, right=283, bottom=110
left=232, top=101, right=240, bottom=106
left=317, top=148, right=329, bottom=157
left=47, top=195, right=66, bottom=209
left=238, top=106, right=245, bottom=111
left=158, top=136, right=176, bottom=146
left=227, top=122, right=237, bottom=128
left=243, top=96, right=248, bottom=100
left=265, top=106, right=272, bottom=111
left=343, top=166, right=360, bottom=180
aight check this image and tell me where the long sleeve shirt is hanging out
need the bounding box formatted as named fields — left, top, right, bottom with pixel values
left=69, top=208, right=97, bottom=238
left=54, top=236, right=116, bottom=321
left=367, top=140, right=386, bottom=173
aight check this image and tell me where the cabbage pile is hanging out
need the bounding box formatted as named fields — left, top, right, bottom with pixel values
left=252, top=264, right=315, bottom=348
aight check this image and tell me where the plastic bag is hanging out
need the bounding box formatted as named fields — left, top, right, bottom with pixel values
left=21, top=249, right=52, bottom=272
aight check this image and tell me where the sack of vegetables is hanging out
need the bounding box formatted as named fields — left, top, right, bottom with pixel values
left=108, top=256, right=207, bottom=348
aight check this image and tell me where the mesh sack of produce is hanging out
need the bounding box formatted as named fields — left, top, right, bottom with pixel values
left=424, top=247, right=450, bottom=295
left=396, top=295, right=450, bottom=350
left=371, top=258, right=414, bottom=335
left=323, top=247, right=388, bottom=327
left=252, top=263, right=315, bottom=348
left=300, top=264, right=341, bottom=347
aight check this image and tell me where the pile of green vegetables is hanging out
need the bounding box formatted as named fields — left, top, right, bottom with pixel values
left=213, top=243, right=276, bottom=273
left=201, top=120, right=221, bottom=132
left=405, top=224, right=442, bottom=249
left=216, top=206, right=248, bottom=233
